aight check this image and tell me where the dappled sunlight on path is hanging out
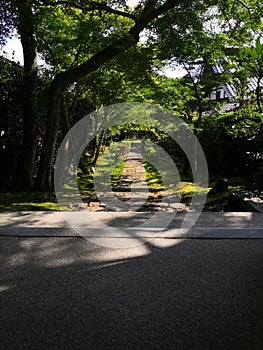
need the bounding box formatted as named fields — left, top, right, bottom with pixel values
left=89, top=141, right=187, bottom=213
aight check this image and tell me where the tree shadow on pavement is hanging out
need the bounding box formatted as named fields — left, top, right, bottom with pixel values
left=1, top=233, right=263, bottom=349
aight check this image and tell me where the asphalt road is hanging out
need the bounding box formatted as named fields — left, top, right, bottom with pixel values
left=1, top=234, right=263, bottom=349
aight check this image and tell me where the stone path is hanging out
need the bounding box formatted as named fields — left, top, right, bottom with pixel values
left=110, top=142, right=163, bottom=212
left=88, top=141, right=186, bottom=212
left=112, top=142, right=149, bottom=198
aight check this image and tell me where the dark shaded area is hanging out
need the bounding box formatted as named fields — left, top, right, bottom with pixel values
left=246, top=172, right=263, bottom=191
left=0, top=56, right=48, bottom=191
left=0, top=57, right=23, bottom=190
left=225, top=193, right=260, bottom=212
left=208, top=178, right=228, bottom=196
left=1, top=236, right=263, bottom=349
left=198, top=114, right=263, bottom=177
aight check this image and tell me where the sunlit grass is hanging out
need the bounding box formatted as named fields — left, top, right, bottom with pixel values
left=0, top=192, right=61, bottom=211
left=111, top=161, right=126, bottom=187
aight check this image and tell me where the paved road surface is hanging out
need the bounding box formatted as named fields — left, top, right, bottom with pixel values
left=1, top=211, right=263, bottom=349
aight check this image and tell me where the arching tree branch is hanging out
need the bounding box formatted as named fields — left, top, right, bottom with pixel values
left=37, top=0, right=138, bottom=22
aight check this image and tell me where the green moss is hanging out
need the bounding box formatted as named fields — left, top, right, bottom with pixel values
left=0, top=192, right=61, bottom=212
left=144, top=161, right=163, bottom=190
left=111, top=161, right=126, bottom=187
left=78, top=140, right=131, bottom=196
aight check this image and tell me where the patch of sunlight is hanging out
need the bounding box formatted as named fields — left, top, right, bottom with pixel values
left=43, top=258, right=77, bottom=268
left=174, top=182, right=209, bottom=194
left=7, top=252, right=28, bottom=267
left=0, top=285, right=14, bottom=292
left=11, top=202, right=61, bottom=211
left=149, top=238, right=185, bottom=248
left=224, top=212, right=253, bottom=219
left=42, top=242, right=152, bottom=268
left=20, top=239, right=39, bottom=248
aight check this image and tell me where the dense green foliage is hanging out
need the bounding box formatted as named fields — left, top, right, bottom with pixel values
left=0, top=0, right=263, bottom=196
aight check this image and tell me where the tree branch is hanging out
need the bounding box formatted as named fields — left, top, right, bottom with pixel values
left=130, top=0, right=183, bottom=36
left=236, top=0, right=251, bottom=14
left=90, top=1, right=137, bottom=22
left=37, top=0, right=138, bottom=22
left=70, top=43, right=82, bottom=68
left=36, top=0, right=83, bottom=10
left=52, top=0, right=183, bottom=89
left=42, top=38, right=60, bottom=69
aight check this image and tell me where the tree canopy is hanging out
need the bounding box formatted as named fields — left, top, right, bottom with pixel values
left=0, top=0, right=263, bottom=191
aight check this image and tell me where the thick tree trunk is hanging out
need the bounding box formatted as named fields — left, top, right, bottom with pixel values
left=60, top=93, right=71, bottom=137
left=12, top=2, right=37, bottom=190
left=35, top=0, right=183, bottom=190
left=35, top=79, right=63, bottom=190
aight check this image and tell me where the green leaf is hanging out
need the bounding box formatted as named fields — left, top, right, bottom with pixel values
left=255, top=36, right=263, bottom=54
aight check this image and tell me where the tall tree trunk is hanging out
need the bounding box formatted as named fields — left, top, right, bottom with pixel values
left=35, top=78, right=63, bottom=190
left=35, top=0, right=183, bottom=190
left=256, top=75, right=263, bottom=114
left=92, top=131, right=105, bottom=166
left=60, top=93, right=71, bottom=137
left=12, top=1, right=37, bottom=190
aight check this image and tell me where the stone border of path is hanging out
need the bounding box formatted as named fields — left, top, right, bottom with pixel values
left=0, top=211, right=263, bottom=239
